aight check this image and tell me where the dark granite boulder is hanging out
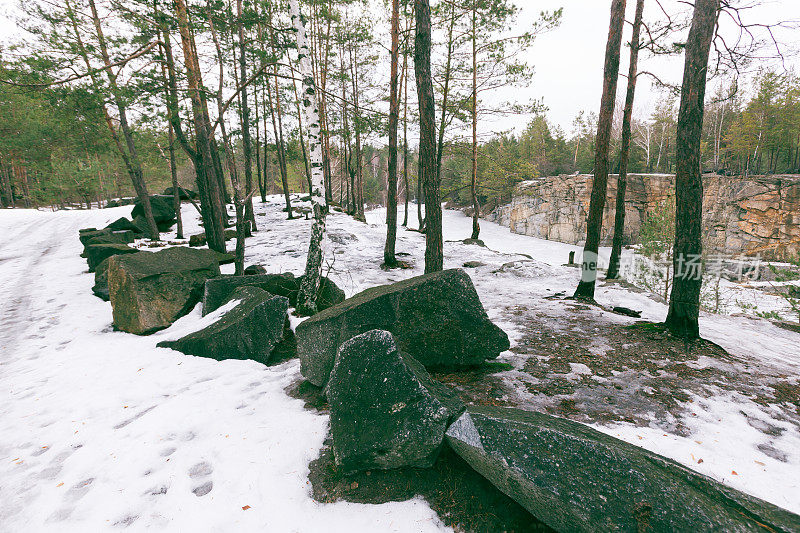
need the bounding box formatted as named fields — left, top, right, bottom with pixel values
left=85, top=243, right=139, bottom=272
left=131, top=195, right=176, bottom=224
left=87, top=230, right=135, bottom=246
left=157, top=286, right=289, bottom=365
left=202, top=273, right=300, bottom=315
left=81, top=231, right=135, bottom=258
left=296, top=269, right=509, bottom=386
left=92, top=258, right=112, bottom=301
left=202, top=273, right=343, bottom=315
left=107, top=247, right=221, bottom=334
left=163, top=186, right=197, bottom=200
left=79, top=228, right=112, bottom=246
left=106, top=217, right=142, bottom=234
left=446, top=406, right=800, bottom=533
left=188, top=233, right=206, bottom=247
left=244, top=264, right=267, bottom=275
left=325, top=330, right=464, bottom=473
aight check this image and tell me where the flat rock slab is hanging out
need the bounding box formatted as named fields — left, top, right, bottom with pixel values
left=297, top=268, right=509, bottom=386
left=107, top=247, right=221, bottom=334
left=158, top=286, right=289, bottom=365
left=326, top=330, right=464, bottom=473
left=202, top=273, right=300, bottom=315
left=202, top=273, right=344, bottom=315
left=446, top=406, right=800, bottom=533
left=85, top=243, right=138, bottom=273
left=79, top=229, right=113, bottom=246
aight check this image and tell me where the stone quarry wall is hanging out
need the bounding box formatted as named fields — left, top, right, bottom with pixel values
left=488, top=173, right=800, bottom=260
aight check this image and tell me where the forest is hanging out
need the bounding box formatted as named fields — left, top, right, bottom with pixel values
left=1, top=0, right=800, bottom=531
left=3, top=1, right=798, bottom=213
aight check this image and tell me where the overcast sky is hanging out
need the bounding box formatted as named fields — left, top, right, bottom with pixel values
left=1, top=0, right=798, bottom=136
left=505, top=0, right=800, bottom=133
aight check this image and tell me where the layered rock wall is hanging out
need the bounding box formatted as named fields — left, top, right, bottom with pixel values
left=489, top=174, right=800, bottom=260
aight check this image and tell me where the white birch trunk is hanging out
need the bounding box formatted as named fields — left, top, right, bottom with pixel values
left=292, top=0, right=328, bottom=315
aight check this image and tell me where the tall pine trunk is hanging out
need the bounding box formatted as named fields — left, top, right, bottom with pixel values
left=573, top=0, right=626, bottom=300
left=606, top=0, right=644, bottom=280
left=470, top=3, right=480, bottom=241
left=415, top=0, right=441, bottom=273
left=80, top=0, right=159, bottom=240
left=384, top=0, right=400, bottom=267
left=174, top=0, right=226, bottom=253
left=167, top=123, right=183, bottom=239
left=236, top=0, right=257, bottom=233
left=665, top=0, right=720, bottom=339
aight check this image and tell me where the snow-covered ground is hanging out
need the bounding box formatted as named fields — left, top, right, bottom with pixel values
left=0, top=205, right=447, bottom=532
left=1, top=197, right=798, bottom=530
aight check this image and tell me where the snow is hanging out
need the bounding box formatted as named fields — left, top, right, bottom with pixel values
left=0, top=206, right=448, bottom=532
left=1, top=198, right=799, bottom=529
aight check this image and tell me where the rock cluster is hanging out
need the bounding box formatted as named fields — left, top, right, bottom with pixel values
left=297, top=269, right=510, bottom=386
left=73, top=225, right=800, bottom=530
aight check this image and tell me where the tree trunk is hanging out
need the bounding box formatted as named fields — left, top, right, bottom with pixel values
left=415, top=0, right=441, bottom=273
left=384, top=0, right=400, bottom=267
left=173, top=0, right=226, bottom=253
left=607, top=0, right=644, bottom=280
left=268, top=61, right=293, bottom=218
left=73, top=0, right=159, bottom=239
left=665, top=0, right=720, bottom=339
left=167, top=123, right=183, bottom=239
left=236, top=0, right=257, bottom=233
left=573, top=0, right=627, bottom=300
left=292, top=0, right=328, bottom=316
left=401, top=17, right=410, bottom=228
left=470, top=3, right=480, bottom=241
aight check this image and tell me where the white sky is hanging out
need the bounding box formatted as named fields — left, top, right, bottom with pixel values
left=1, top=0, right=798, bottom=136
left=509, top=0, right=800, bottom=132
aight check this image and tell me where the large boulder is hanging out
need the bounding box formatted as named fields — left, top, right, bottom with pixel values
left=107, top=247, right=221, bottom=334
left=202, top=273, right=300, bottom=315
left=105, top=217, right=142, bottom=234
left=85, top=243, right=139, bottom=272
left=446, top=406, right=800, bottom=533
left=202, top=273, right=344, bottom=316
left=92, top=251, right=152, bottom=301
left=297, top=269, right=509, bottom=386
left=157, top=286, right=289, bottom=365
left=92, top=258, right=112, bottom=301
left=131, top=195, right=176, bottom=224
left=188, top=233, right=207, bottom=247
left=325, top=330, right=464, bottom=474
left=86, top=230, right=135, bottom=247
left=81, top=231, right=135, bottom=258
left=243, top=264, right=267, bottom=275
left=79, top=228, right=112, bottom=246
left=163, top=186, right=197, bottom=200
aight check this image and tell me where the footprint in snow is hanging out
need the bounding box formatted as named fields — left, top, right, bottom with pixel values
left=188, top=461, right=213, bottom=478
left=188, top=462, right=214, bottom=497
left=66, top=478, right=94, bottom=501
left=160, top=447, right=176, bottom=457
left=192, top=481, right=213, bottom=497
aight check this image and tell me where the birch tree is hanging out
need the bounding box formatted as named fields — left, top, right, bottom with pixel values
left=292, top=0, right=328, bottom=316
